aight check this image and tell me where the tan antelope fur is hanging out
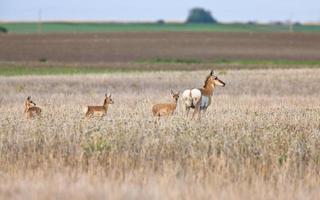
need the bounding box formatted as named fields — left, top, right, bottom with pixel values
left=24, top=96, right=41, bottom=119
left=85, top=93, right=114, bottom=117
left=152, top=90, right=180, bottom=117
left=182, top=70, right=225, bottom=119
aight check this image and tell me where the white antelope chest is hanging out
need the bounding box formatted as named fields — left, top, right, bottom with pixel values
left=200, top=96, right=210, bottom=110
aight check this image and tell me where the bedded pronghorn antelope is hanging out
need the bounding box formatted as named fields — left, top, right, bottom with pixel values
left=152, top=90, right=180, bottom=117
left=182, top=70, right=225, bottom=119
left=85, top=93, right=114, bottom=117
left=24, top=96, right=41, bottom=119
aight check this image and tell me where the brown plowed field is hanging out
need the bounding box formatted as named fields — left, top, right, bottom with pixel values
left=1, top=32, right=320, bottom=63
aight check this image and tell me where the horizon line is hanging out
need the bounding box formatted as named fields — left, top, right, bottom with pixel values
left=1, top=19, right=320, bottom=25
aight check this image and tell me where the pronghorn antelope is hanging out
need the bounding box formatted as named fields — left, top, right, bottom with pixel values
left=152, top=90, right=180, bottom=117
left=182, top=70, right=225, bottom=118
left=85, top=93, right=114, bottom=117
left=24, top=96, right=41, bottom=118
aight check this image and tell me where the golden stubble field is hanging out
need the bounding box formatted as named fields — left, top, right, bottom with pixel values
left=0, top=69, right=320, bottom=199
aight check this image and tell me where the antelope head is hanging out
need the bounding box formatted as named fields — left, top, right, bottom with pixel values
left=26, top=96, right=36, bottom=106
left=208, top=70, right=226, bottom=87
left=171, top=90, right=180, bottom=102
left=104, top=93, right=114, bottom=106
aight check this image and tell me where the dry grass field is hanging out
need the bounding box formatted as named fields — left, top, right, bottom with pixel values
left=0, top=69, right=320, bottom=199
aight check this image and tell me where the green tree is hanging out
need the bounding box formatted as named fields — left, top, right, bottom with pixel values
left=186, top=8, right=217, bottom=24
left=0, top=26, right=8, bottom=33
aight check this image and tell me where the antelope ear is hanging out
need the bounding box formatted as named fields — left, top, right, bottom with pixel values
left=27, top=96, right=31, bottom=100
left=109, top=93, right=111, bottom=98
left=105, top=93, right=108, bottom=97
left=210, top=70, right=214, bottom=76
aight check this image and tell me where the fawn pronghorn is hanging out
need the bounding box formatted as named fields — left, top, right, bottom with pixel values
left=182, top=70, right=225, bottom=118
left=24, top=96, right=41, bottom=118
left=85, top=93, right=114, bottom=117
left=152, top=90, right=180, bottom=117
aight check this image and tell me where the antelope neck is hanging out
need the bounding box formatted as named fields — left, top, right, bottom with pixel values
left=202, top=83, right=215, bottom=96
left=103, top=103, right=109, bottom=109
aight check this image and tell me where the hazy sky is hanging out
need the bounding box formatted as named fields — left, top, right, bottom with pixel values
left=1, top=0, right=320, bottom=22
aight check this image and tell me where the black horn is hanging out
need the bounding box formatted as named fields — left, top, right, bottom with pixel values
left=210, top=70, right=214, bottom=76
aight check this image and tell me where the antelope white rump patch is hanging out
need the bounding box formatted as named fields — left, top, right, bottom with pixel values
left=182, top=88, right=201, bottom=108
left=83, top=106, right=88, bottom=113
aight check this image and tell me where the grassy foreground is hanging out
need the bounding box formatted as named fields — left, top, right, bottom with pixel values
left=0, top=69, right=320, bottom=199
left=1, top=22, right=320, bottom=33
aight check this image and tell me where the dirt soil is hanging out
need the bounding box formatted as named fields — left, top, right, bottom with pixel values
left=1, top=32, right=320, bottom=63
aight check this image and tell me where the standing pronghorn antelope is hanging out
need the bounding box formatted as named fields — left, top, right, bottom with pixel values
left=24, top=96, right=41, bottom=119
left=152, top=90, right=180, bottom=117
left=85, top=93, right=114, bottom=117
left=182, top=70, right=225, bottom=119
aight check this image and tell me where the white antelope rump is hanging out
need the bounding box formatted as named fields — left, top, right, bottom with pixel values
left=24, top=96, right=42, bottom=119
left=85, top=93, right=114, bottom=118
left=182, top=70, right=225, bottom=119
left=152, top=90, right=180, bottom=117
